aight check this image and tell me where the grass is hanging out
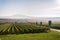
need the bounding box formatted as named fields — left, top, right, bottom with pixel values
left=0, top=31, right=60, bottom=40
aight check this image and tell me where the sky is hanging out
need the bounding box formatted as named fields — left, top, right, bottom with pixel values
left=0, top=0, right=60, bottom=18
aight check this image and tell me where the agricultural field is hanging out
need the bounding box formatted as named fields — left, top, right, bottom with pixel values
left=0, top=22, right=60, bottom=40
left=50, top=23, right=60, bottom=29
left=0, top=23, right=50, bottom=35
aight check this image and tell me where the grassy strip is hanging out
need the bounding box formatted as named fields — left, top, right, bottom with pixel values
left=0, top=31, right=60, bottom=40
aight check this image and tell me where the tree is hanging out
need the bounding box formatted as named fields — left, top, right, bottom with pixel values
left=36, top=22, right=38, bottom=25
left=48, top=20, right=52, bottom=27
left=40, top=22, right=42, bottom=26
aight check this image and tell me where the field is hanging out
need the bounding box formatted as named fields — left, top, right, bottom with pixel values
left=0, top=31, right=60, bottom=40
left=0, top=23, right=50, bottom=35
left=0, top=22, right=60, bottom=40
left=50, top=23, right=60, bottom=29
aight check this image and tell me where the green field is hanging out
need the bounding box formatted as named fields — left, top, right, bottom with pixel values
left=0, top=31, right=60, bottom=40
left=0, top=23, right=50, bottom=34
left=0, top=23, right=60, bottom=40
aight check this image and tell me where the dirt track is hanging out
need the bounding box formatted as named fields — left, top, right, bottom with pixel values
left=50, top=28, right=60, bottom=32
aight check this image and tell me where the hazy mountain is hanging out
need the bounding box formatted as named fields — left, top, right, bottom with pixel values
left=0, top=17, right=60, bottom=23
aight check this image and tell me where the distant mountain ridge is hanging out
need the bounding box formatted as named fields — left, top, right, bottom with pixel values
left=0, top=17, right=60, bottom=23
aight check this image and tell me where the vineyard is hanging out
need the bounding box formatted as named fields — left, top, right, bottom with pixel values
left=0, top=23, right=50, bottom=35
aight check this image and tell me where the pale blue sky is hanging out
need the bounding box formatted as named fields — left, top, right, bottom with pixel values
left=0, top=0, right=60, bottom=18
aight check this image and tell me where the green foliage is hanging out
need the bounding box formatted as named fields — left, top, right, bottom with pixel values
left=48, top=20, right=52, bottom=26
left=0, top=23, right=50, bottom=35
left=40, top=22, right=42, bottom=26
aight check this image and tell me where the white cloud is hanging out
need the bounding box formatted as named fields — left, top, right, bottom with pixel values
left=56, top=0, right=60, bottom=5
left=0, top=0, right=60, bottom=18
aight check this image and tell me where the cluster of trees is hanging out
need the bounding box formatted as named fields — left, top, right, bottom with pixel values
left=35, top=20, right=52, bottom=26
